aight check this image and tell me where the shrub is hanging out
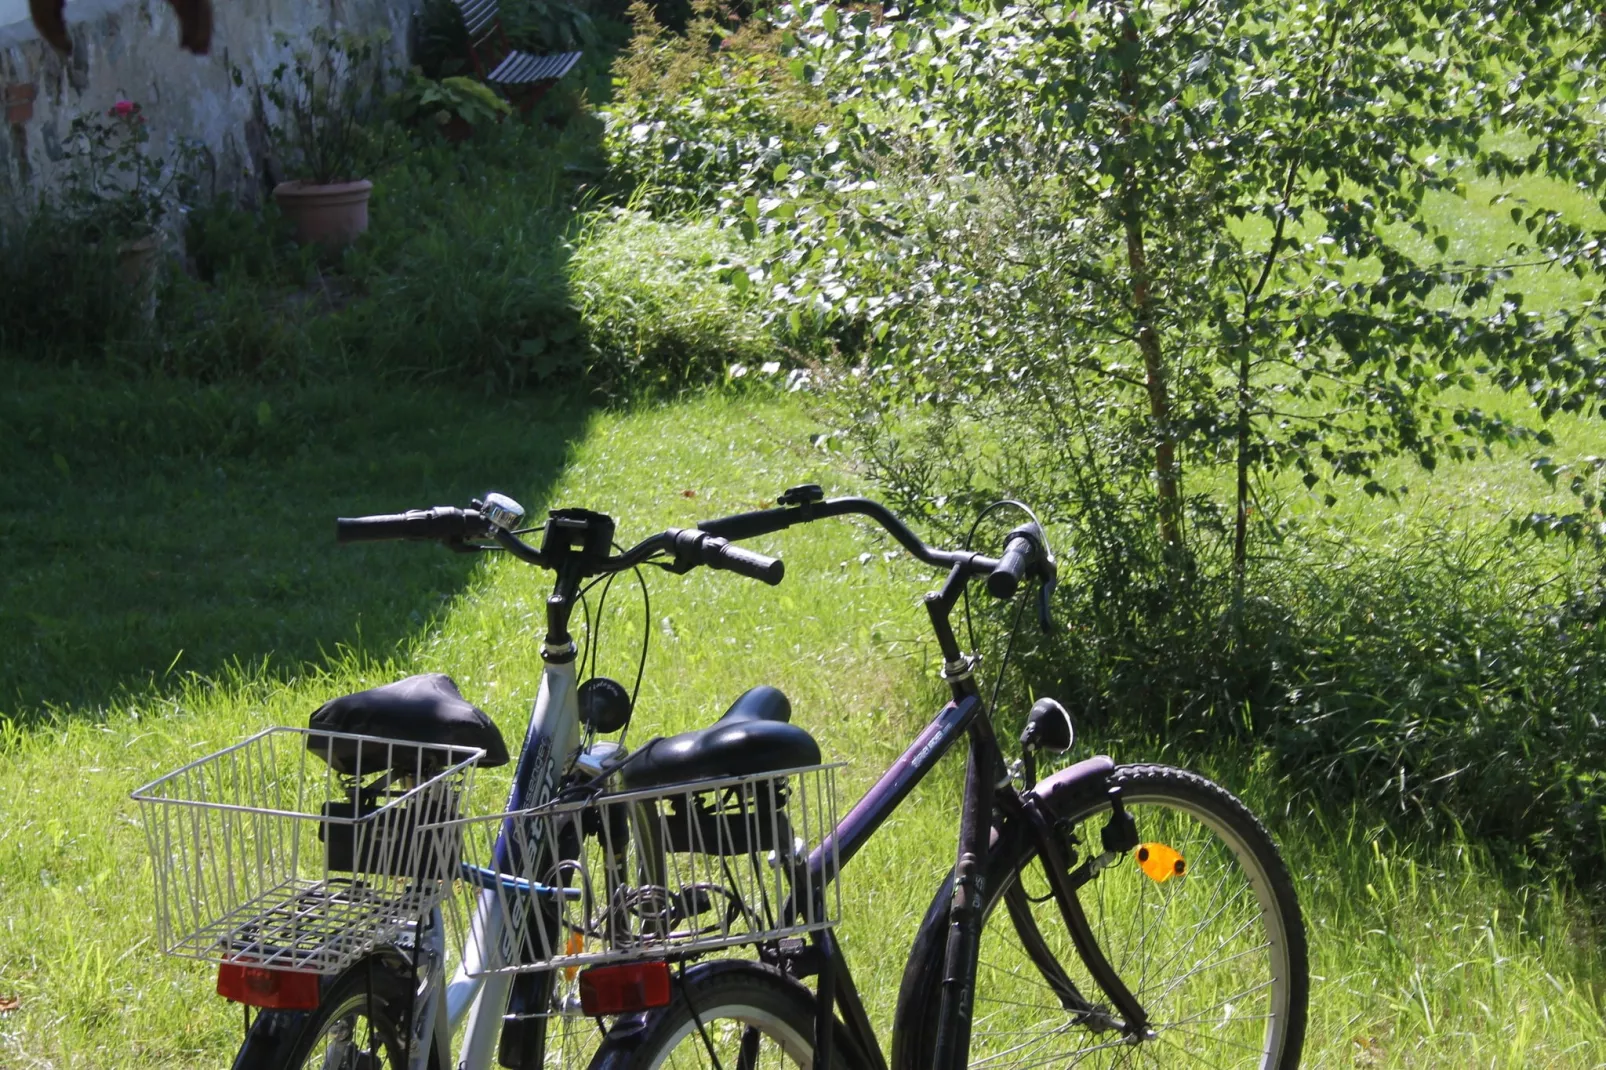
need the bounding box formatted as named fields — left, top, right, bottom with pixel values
left=861, top=398, right=1606, bottom=882
left=259, top=28, right=392, bottom=185
left=320, top=131, right=582, bottom=386
left=602, top=0, right=831, bottom=214
left=0, top=204, right=144, bottom=354
left=571, top=209, right=772, bottom=387
left=390, top=70, right=514, bottom=139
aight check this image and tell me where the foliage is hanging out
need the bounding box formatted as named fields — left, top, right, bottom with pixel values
left=4, top=106, right=787, bottom=390
left=570, top=208, right=773, bottom=386
left=257, top=28, right=391, bottom=185
left=602, top=0, right=831, bottom=214
left=591, top=0, right=1606, bottom=878
left=59, top=100, right=201, bottom=243
left=391, top=69, right=513, bottom=135
left=0, top=202, right=141, bottom=353
left=413, top=0, right=473, bottom=78
left=182, top=196, right=306, bottom=285
left=414, top=0, right=600, bottom=79
left=501, top=0, right=599, bottom=53
left=744, top=1, right=1606, bottom=563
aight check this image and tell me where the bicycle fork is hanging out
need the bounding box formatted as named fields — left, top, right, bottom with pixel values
left=930, top=736, right=994, bottom=1070
left=1017, top=784, right=1153, bottom=1040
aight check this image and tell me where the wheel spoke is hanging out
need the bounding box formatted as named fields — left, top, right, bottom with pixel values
left=945, top=768, right=1304, bottom=1070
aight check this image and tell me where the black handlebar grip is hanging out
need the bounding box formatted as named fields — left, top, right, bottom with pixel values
left=703, top=536, right=786, bottom=586
left=336, top=507, right=483, bottom=543
left=988, top=536, right=1035, bottom=599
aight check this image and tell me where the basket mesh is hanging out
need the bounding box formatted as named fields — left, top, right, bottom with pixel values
left=438, top=764, right=841, bottom=975
left=132, top=727, right=481, bottom=974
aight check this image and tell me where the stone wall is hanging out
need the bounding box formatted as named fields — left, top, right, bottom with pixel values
left=0, top=0, right=413, bottom=211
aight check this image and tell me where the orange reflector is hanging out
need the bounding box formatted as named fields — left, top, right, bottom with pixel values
left=578, top=961, right=672, bottom=1017
left=217, top=962, right=321, bottom=1010
left=563, top=932, right=586, bottom=981
left=1136, top=843, right=1186, bottom=883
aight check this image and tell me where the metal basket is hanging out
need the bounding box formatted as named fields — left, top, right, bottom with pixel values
left=438, top=764, right=842, bottom=975
left=132, top=726, right=483, bottom=975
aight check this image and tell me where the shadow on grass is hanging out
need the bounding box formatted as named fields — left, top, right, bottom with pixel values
left=0, top=361, right=590, bottom=722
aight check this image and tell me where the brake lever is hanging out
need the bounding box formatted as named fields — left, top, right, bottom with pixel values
left=1037, top=575, right=1058, bottom=634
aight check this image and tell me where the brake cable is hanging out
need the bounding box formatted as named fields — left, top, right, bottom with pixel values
left=576, top=551, right=652, bottom=749
left=957, top=500, right=1051, bottom=712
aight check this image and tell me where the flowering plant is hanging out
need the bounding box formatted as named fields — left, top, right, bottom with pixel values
left=60, top=100, right=196, bottom=244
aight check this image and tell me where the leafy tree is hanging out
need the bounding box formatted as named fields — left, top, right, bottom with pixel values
left=744, top=0, right=1606, bottom=580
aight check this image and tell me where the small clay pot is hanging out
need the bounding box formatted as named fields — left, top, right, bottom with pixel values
left=116, top=231, right=160, bottom=287
left=116, top=231, right=161, bottom=318
left=273, top=179, right=373, bottom=247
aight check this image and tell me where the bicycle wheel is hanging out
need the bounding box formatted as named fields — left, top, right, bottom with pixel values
left=894, top=764, right=1307, bottom=1069
left=231, top=954, right=441, bottom=1070
left=588, top=960, right=856, bottom=1070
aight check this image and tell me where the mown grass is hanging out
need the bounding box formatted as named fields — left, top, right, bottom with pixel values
left=0, top=362, right=590, bottom=718
left=2, top=388, right=1604, bottom=1068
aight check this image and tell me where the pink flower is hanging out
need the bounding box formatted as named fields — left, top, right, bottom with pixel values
left=110, top=99, right=137, bottom=117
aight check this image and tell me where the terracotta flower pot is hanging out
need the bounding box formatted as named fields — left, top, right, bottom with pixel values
left=273, top=179, right=373, bottom=247
left=116, top=231, right=161, bottom=319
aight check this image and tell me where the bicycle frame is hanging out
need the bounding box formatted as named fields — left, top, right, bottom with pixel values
left=406, top=647, right=585, bottom=1070
left=784, top=688, right=1141, bottom=1070
left=325, top=487, right=1137, bottom=1070
left=775, top=559, right=1145, bottom=1070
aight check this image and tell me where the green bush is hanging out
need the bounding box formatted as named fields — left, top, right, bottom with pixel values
left=602, top=1, right=830, bottom=214
left=571, top=209, right=771, bottom=386
left=390, top=71, right=513, bottom=138
left=0, top=204, right=145, bottom=354
left=4, top=111, right=786, bottom=391
left=183, top=197, right=306, bottom=284
left=328, top=164, right=581, bottom=385
left=848, top=380, right=1606, bottom=881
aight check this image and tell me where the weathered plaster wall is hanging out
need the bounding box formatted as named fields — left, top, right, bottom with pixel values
left=0, top=0, right=412, bottom=209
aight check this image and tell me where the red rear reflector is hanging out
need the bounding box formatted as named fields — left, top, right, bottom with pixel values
left=579, top=961, right=672, bottom=1016
left=217, top=962, right=321, bottom=1010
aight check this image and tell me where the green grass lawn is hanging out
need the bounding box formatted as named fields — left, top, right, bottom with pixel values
left=2, top=371, right=1604, bottom=1067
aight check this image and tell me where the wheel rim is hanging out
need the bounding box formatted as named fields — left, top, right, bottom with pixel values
left=647, top=1000, right=813, bottom=1069
left=300, top=992, right=403, bottom=1070
left=967, top=786, right=1295, bottom=1068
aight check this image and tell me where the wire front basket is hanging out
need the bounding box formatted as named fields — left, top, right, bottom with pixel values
left=439, top=764, right=842, bottom=975
left=132, top=727, right=482, bottom=975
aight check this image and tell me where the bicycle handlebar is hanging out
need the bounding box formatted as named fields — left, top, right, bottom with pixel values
left=336, top=507, right=488, bottom=543
left=697, top=496, right=987, bottom=572
left=674, top=529, right=785, bottom=586
left=336, top=490, right=1047, bottom=618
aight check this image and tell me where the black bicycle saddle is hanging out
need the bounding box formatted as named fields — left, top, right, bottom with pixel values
left=620, top=685, right=820, bottom=790
left=307, top=672, right=509, bottom=774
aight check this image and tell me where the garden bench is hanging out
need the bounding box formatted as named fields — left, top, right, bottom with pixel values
left=454, top=0, right=582, bottom=112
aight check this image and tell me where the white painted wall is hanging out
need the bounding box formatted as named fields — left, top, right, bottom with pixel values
left=0, top=0, right=412, bottom=207
left=0, top=0, right=33, bottom=31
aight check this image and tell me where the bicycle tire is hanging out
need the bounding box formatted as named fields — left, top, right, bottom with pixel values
left=230, top=952, right=443, bottom=1070
left=892, top=763, right=1308, bottom=1069
left=588, top=959, right=860, bottom=1070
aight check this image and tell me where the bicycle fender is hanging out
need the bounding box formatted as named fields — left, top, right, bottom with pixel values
left=1025, top=755, right=1116, bottom=821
